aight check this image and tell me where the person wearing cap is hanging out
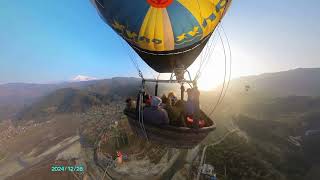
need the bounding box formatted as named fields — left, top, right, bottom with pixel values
left=143, top=96, right=170, bottom=125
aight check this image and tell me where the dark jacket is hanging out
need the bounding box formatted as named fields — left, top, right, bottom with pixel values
left=185, top=100, right=195, bottom=115
left=143, top=106, right=169, bottom=125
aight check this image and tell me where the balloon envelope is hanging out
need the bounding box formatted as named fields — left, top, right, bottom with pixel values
left=92, top=0, right=232, bottom=72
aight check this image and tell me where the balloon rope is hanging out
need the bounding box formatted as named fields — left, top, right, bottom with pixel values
left=119, top=39, right=144, bottom=79
left=138, top=93, right=144, bottom=137
left=141, top=108, right=148, bottom=141
left=219, top=24, right=233, bottom=105
left=119, top=37, right=157, bottom=80
left=138, top=92, right=148, bottom=140
left=209, top=28, right=227, bottom=116
left=95, top=0, right=105, bottom=8
left=120, top=38, right=149, bottom=140
left=140, top=93, right=148, bottom=140
left=194, top=40, right=206, bottom=80
left=194, top=32, right=219, bottom=81
left=209, top=24, right=232, bottom=116
left=194, top=0, right=231, bottom=81
left=194, top=34, right=212, bottom=81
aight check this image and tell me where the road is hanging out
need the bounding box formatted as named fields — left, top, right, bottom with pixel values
left=196, top=129, right=239, bottom=180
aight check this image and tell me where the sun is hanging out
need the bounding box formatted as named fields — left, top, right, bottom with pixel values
left=189, top=52, right=228, bottom=91
left=197, top=74, right=221, bottom=91
left=155, top=44, right=249, bottom=92
left=196, top=64, right=227, bottom=91
left=188, top=43, right=254, bottom=91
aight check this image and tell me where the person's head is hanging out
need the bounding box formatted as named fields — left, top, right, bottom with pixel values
left=125, top=98, right=132, bottom=103
left=151, top=96, right=162, bottom=107
left=187, top=88, right=194, bottom=100
left=143, top=94, right=150, bottom=101
left=144, top=94, right=151, bottom=106
left=168, top=92, right=177, bottom=105
left=161, top=94, right=168, bottom=104
left=125, top=98, right=132, bottom=108
left=130, top=100, right=136, bottom=109
left=168, top=92, right=176, bottom=98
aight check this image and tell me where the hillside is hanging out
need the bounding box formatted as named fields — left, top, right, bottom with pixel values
left=15, top=88, right=110, bottom=121
left=1, top=69, right=320, bottom=179
left=229, top=68, right=320, bottom=97
left=3, top=67, right=320, bottom=120
left=0, top=77, right=141, bottom=120
left=229, top=95, right=320, bottom=180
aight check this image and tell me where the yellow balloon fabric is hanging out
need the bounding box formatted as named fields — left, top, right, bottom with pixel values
left=92, top=0, right=231, bottom=52
left=92, top=0, right=232, bottom=72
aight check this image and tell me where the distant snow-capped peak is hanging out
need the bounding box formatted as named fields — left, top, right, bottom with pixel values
left=72, top=75, right=97, bottom=82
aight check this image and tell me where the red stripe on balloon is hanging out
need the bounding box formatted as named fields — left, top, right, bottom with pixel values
left=147, top=0, right=173, bottom=8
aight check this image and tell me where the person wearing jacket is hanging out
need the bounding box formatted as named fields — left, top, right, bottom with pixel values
left=143, top=96, right=170, bottom=125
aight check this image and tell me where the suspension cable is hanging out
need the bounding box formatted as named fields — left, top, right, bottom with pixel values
left=119, top=37, right=150, bottom=140
left=95, top=0, right=105, bottom=8
left=194, top=0, right=221, bottom=81
left=138, top=93, right=145, bottom=138
left=194, top=33, right=219, bottom=81
left=147, top=68, right=157, bottom=80
left=138, top=91, right=148, bottom=140
left=119, top=38, right=144, bottom=79
left=209, top=27, right=228, bottom=116
left=219, top=24, right=233, bottom=105
left=194, top=35, right=213, bottom=81
left=194, top=34, right=213, bottom=80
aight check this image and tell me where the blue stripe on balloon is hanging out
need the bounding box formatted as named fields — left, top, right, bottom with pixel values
left=166, top=1, right=203, bottom=49
left=100, top=0, right=149, bottom=38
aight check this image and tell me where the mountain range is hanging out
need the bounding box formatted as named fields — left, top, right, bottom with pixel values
left=1, top=68, right=320, bottom=179
left=1, top=68, right=320, bottom=121
left=0, top=77, right=140, bottom=120
left=229, top=68, right=320, bottom=97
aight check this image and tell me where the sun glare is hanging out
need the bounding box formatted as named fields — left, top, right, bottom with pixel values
left=154, top=43, right=253, bottom=92
left=188, top=44, right=230, bottom=91
left=189, top=43, right=259, bottom=91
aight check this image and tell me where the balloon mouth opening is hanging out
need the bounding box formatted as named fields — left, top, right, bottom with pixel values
left=147, top=0, right=173, bottom=8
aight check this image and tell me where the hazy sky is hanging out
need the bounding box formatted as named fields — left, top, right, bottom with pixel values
left=0, top=0, right=319, bottom=84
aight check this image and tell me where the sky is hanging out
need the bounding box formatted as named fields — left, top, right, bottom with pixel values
left=0, top=0, right=319, bottom=89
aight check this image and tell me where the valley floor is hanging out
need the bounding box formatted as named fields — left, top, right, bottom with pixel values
left=0, top=115, right=81, bottom=180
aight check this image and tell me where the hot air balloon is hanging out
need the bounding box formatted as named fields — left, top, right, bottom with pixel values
left=91, top=0, right=232, bottom=148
